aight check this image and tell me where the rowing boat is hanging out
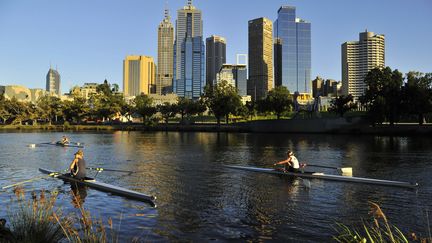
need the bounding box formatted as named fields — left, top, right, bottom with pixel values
left=224, top=165, right=418, bottom=189
left=39, top=168, right=156, bottom=207
left=40, top=142, right=84, bottom=148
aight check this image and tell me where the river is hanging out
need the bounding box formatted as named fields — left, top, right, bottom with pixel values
left=0, top=131, right=431, bottom=242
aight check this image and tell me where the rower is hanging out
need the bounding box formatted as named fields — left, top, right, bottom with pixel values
left=274, top=150, right=300, bottom=173
left=60, top=135, right=70, bottom=145
left=69, top=149, right=87, bottom=180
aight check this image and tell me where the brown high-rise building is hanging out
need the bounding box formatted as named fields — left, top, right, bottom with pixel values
left=206, top=35, right=226, bottom=86
left=157, top=8, right=174, bottom=95
left=248, top=17, right=273, bottom=101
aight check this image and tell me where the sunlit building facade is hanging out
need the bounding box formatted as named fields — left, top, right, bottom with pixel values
left=342, top=31, right=385, bottom=99
left=173, top=0, right=205, bottom=99
left=157, top=8, right=174, bottom=95
left=123, top=55, right=156, bottom=97
left=248, top=17, right=273, bottom=101
left=274, top=6, right=311, bottom=93
left=216, top=64, right=247, bottom=97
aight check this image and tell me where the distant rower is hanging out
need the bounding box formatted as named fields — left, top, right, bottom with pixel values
left=274, top=150, right=300, bottom=173
left=60, top=135, right=70, bottom=145
left=69, top=149, right=87, bottom=180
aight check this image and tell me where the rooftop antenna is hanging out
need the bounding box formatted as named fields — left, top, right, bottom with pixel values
left=164, top=1, right=170, bottom=20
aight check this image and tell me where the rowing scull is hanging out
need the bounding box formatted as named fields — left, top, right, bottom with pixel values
left=225, top=165, right=418, bottom=189
left=39, top=168, right=156, bottom=207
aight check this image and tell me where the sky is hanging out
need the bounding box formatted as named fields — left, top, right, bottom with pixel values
left=0, top=0, right=431, bottom=94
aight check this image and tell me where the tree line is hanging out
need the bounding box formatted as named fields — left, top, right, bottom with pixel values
left=329, top=67, right=432, bottom=125
left=0, top=80, right=295, bottom=126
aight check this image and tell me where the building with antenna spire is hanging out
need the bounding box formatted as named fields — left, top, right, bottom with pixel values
left=46, top=66, right=61, bottom=96
left=157, top=5, right=174, bottom=95
left=173, top=0, right=205, bottom=99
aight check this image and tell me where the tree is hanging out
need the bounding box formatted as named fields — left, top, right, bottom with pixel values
left=202, top=80, right=242, bottom=125
left=134, top=94, right=156, bottom=124
left=96, top=79, right=112, bottom=96
left=401, top=72, right=432, bottom=125
left=360, top=67, right=403, bottom=125
left=328, top=95, right=357, bottom=117
left=157, top=102, right=179, bottom=124
left=261, top=86, right=292, bottom=119
left=36, top=95, right=63, bottom=125
left=63, top=96, right=89, bottom=124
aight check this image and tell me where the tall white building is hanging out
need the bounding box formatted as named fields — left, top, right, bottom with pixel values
left=342, top=31, right=385, bottom=99
left=173, top=0, right=205, bottom=99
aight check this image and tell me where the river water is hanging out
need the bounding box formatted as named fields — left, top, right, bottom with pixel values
left=0, top=131, right=431, bottom=242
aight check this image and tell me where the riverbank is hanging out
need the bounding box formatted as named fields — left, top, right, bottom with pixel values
left=1, top=118, right=432, bottom=135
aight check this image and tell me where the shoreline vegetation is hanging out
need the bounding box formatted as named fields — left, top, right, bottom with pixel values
left=2, top=118, right=432, bottom=136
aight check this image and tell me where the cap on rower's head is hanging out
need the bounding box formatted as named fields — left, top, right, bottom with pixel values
left=75, top=149, right=83, bottom=156
left=287, top=150, right=294, bottom=156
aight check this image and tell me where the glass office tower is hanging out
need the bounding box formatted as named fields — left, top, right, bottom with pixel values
left=173, top=0, right=205, bottom=99
left=274, top=6, right=311, bottom=93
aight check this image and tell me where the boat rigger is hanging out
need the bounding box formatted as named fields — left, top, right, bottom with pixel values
left=39, top=168, right=156, bottom=207
left=224, top=165, right=418, bottom=189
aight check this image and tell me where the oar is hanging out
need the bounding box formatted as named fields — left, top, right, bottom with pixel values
left=86, top=167, right=136, bottom=174
left=2, top=170, right=67, bottom=189
left=304, top=163, right=352, bottom=175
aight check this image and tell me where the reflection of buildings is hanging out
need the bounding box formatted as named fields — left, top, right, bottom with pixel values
left=173, top=0, right=205, bottom=99
left=342, top=31, right=385, bottom=99
left=274, top=6, right=311, bottom=93
left=248, top=17, right=273, bottom=101
left=157, top=7, right=174, bottom=95
left=123, top=55, right=156, bottom=97
left=46, top=67, right=61, bottom=96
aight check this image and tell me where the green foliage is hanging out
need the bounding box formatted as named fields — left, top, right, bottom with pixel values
left=401, top=72, right=432, bottom=125
left=133, top=94, right=156, bottom=124
left=157, top=102, right=179, bottom=124
left=176, top=97, right=206, bottom=124
left=360, top=67, right=403, bottom=125
left=258, top=86, right=292, bottom=119
left=36, top=95, right=62, bottom=125
left=329, top=95, right=357, bottom=117
left=62, top=96, right=89, bottom=124
left=202, top=80, right=243, bottom=124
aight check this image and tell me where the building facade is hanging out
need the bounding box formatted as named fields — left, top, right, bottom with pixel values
left=0, top=85, right=47, bottom=103
left=248, top=17, right=273, bottom=101
left=206, top=35, right=226, bottom=86
left=157, top=8, right=174, bottom=95
left=342, top=31, right=385, bottom=99
left=123, top=55, right=156, bottom=97
left=173, top=0, right=205, bottom=99
left=216, top=64, right=247, bottom=97
left=274, top=6, right=311, bottom=93
left=46, top=68, right=61, bottom=96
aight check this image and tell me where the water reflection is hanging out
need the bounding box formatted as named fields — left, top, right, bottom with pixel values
left=70, top=183, right=88, bottom=208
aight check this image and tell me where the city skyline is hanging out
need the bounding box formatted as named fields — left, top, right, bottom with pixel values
left=0, top=0, right=431, bottom=94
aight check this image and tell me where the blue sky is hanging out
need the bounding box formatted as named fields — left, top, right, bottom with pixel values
left=0, top=0, right=431, bottom=94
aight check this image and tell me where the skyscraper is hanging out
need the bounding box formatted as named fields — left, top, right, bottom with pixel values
left=46, top=67, right=61, bottom=96
left=123, top=55, right=156, bottom=97
left=342, top=31, right=385, bottom=99
left=206, top=35, right=226, bottom=86
left=248, top=17, right=273, bottom=101
left=157, top=7, right=174, bottom=95
left=274, top=6, right=311, bottom=93
left=216, top=64, right=247, bottom=96
left=174, top=0, right=205, bottom=99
